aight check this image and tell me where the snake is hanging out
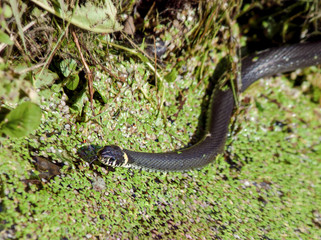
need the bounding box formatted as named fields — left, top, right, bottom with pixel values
left=95, top=41, right=321, bottom=171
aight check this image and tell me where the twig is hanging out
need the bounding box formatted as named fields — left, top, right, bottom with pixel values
left=72, top=31, right=94, bottom=110
left=16, top=62, right=46, bottom=74
left=81, top=43, right=123, bottom=82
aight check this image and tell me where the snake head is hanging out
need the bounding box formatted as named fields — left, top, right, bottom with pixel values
left=96, top=145, right=128, bottom=167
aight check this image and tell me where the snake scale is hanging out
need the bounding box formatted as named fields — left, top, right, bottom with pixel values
left=96, top=41, right=321, bottom=171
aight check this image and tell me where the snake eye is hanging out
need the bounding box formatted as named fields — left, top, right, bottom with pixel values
left=97, top=145, right=128, bottom=167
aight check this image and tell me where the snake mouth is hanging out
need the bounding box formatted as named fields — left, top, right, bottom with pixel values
left=89, top=155, right=99, bottom=164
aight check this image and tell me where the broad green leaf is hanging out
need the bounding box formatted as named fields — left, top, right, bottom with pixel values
left=0, top=30, right=13, bottom=45
left=165, top=68, right=178, bottom=82
left=30, top=0, right=122, bottom=33
left=0, top=102, right=42, bottom=138
left=3, top=4, right=13, bottom=18
left=70, top=89, right=87, bottom=114
left=34, top=68, right=59, bottom=88
left=60, top=59, right=77, bottom=77
left=65, top=74, right=79, bottom=90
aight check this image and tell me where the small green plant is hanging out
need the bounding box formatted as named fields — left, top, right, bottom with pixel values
left=0, top=3, right=13, bottom=45
left=0, top=102, right=42, bottom=138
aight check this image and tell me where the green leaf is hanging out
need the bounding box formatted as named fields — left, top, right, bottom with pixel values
left=65, top=74, right=79, bottom=90
left=165, top=68, right=178, bottom=82
left=60, top=59, right=77, bottom=77
left=34, top=68, right=59, bottom=88
left=0, top=102, right=42, bottom=138
left=0, top=30, right=13, bottom=45
left=255, top=100, right=264, bottom=112
left=3, top=4, right=13, bottom=18
left=30, top=0, right=122, bottom=33
left=70, top=89, right=87, bottom=114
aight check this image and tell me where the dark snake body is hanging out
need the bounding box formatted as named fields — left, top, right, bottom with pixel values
left=97, top=41, right=321, bottom=171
